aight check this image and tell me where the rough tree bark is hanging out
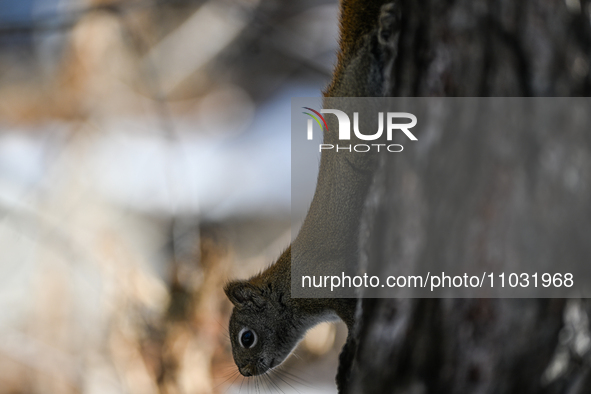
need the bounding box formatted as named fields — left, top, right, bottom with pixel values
left=347, top=1, right=591, bottom=393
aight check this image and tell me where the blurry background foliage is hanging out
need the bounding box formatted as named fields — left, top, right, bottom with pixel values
left=0, top=0, right=345, bottom=393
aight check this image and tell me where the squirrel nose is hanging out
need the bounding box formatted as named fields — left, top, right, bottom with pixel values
left=239, top=366, right=253, bottom=377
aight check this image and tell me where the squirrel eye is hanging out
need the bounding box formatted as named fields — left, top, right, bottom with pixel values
left=238, top=328, right=257, bottom=348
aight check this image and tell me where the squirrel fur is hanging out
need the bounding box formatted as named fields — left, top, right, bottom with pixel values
left=225, top=1, right=401, bottom=391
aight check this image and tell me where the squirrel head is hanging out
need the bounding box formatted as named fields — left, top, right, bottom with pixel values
left=224, top=279, right=298, bottom=376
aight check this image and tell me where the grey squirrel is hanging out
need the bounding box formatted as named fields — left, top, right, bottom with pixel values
left=224, top=0, right=401, bottom=391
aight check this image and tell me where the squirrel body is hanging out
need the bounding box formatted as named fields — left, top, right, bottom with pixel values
left=224, top=0, right=400, bottom=388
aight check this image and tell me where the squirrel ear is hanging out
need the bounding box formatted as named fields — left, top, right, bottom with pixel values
left=224, top=281, right=266, bottom=309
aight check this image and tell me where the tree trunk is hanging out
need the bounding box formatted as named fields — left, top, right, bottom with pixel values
left=347, top=1, right=591, bottom=393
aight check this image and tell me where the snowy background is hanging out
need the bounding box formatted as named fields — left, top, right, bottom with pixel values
left=0, top=0, right=344, bottom=393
